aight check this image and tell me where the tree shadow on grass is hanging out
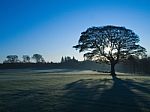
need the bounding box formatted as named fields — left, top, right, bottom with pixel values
left=61, top=76, right=150, bottom=112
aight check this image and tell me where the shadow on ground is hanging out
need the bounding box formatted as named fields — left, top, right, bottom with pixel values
left=0, top=75, right=150, bottom=112
left=61, top=76, right=150, bottom=112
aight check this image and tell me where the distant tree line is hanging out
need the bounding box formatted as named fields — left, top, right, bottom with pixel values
left=3, top=54, right=45, bottom=63
left=2, top=54, right=78, bottom=64
left=1, top=54, right=150, bottom=74
left=122, top=55, right=150, bottom=74
left=61, top=56, right=78, bottom=63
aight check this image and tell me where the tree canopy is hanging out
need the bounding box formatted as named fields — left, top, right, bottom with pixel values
left=32, top=54, right=45, bottom=63
left=22, top=55, right=30, bottom=63
left=74, top=25, right=146, bottom=75
left=5, top=55, right=20, bottom=63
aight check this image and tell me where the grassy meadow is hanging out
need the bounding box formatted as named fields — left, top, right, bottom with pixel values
left=0, top=69, right=150, bottom=112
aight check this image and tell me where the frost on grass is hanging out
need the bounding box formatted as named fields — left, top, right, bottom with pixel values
left=0, top=69, right=149, bottom=112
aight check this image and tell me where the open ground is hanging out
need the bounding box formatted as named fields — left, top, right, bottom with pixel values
left=0, top=69, right=150, bottom=112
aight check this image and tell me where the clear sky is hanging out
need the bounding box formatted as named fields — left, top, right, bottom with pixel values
left=0, top=0, right=150, bottom=62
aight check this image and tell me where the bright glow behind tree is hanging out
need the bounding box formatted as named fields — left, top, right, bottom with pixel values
left=74, top=25, right=146, bottom=76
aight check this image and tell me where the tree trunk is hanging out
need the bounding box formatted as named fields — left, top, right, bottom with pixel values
left=111, top=62, right=116, bottom=76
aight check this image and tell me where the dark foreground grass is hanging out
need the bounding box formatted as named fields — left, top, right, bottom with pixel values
left=0, top=70, right=150, bottom=112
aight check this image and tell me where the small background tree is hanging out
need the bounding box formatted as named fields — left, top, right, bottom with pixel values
left=32, top=54, right=45, bottom=63
left=4, top=55, right=20, bottom=63
left=74, top=25, right=146, bottom=76
left=22, top=55, right=30, bottom=63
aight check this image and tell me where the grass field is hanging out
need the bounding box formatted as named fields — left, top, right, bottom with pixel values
left=0, top=69, right=150, bottom=112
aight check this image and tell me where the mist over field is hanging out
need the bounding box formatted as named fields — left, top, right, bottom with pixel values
left=0, top=69, right=150, bottom=112
left=1, top=0, right=150, bottom=112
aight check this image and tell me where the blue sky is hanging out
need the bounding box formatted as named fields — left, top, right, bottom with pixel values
left=0, top=0, right=150, bottom=62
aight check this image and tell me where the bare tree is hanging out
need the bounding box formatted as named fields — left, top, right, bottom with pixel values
left=74, top=25, right=146, bottom=76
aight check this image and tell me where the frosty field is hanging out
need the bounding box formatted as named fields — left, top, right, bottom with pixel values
left=0, top=69, right=150, bottom=112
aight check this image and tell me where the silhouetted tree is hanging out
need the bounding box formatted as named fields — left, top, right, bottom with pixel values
left=32, top=54, right=45, bottom=63
left=22, top=55, right=30, bottom=63
left=66, top=56, right=71, bottom=61
left=61, top=56, right=65, bottom=63
left=64, top=56, right=71, bottom=62
left=74, top=25, right=146, bottom=76
left=72, top=56, right=78, bottom=62
left=72, top=56, right=75, bottom=60
left=61, top=56, right=78, bottom=63
left=5, top=55, right=20, bottom=63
